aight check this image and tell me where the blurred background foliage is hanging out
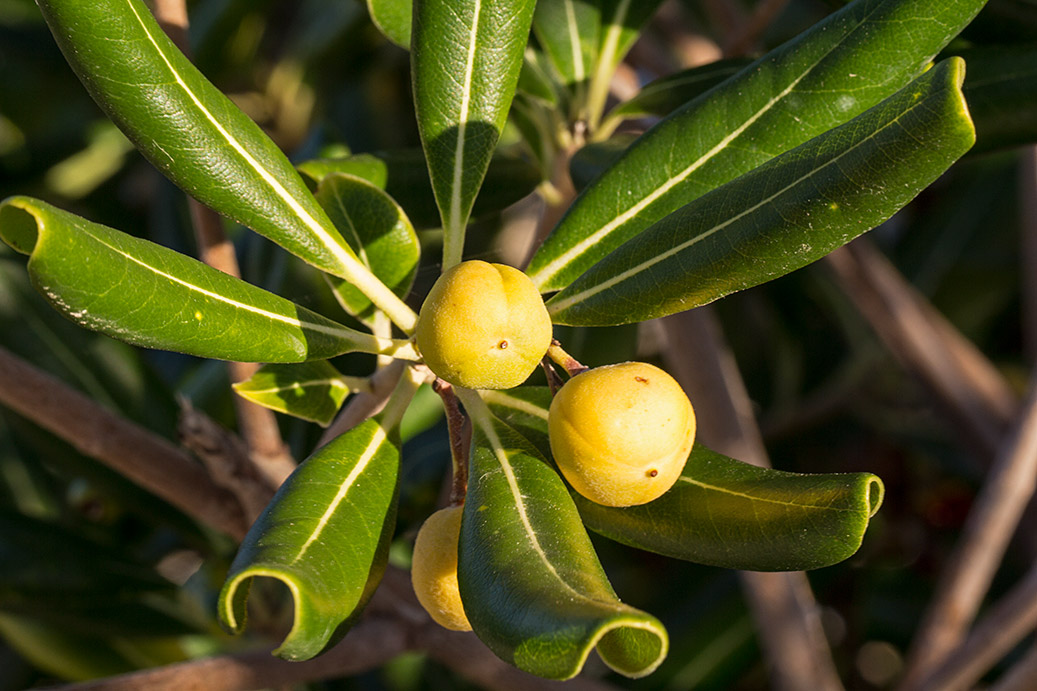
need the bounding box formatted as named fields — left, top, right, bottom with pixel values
left=0, top=0, right=1035, bottom=688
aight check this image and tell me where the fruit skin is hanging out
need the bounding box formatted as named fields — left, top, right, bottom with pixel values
left=415, top=261, right=552, bottom=390
left=548, top=362, right=696, bottom=507
left=411, top=505, right=471, bottom=631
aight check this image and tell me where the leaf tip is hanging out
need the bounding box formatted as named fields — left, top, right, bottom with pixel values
left=865, top=474, right=885, bottom=519
left=0, top=196, right=44, bottom=256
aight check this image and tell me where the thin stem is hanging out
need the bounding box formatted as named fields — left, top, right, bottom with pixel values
left=433, top=379, right=470, bottom=505
left=540, top=358, right=565, bottom=395
left=378, top=365, right=429, bottom=432
left=900, top=378, right=1037, bottom=690
left=547, top=340, right=589, bottom=378
left=0, top=346, right=249, bottom=539
left=318, top=360, right=407, bottom=448
left=585, top=0, right=631, bottom=133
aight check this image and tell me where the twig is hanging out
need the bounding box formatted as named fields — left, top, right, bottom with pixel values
left=432, top=379, right=470, bottom=505
left=656, top=309, right=844, bottom=691
left=547, top=339, right=589, bottom=378
left=826, top=240, right=1017, bottom=459
left=0, top=345, right=248, bottom=539
left=177, top=398, right=275, bottom=522
left=916, top=562, right=1037, bottom=691
left=152, top=0, right=295, bottom=488
left=900, top=378, right=1037, bottom=690
left=317, top=360, right=407, bottom=448
left=991, top=643, right=1037, bottom=691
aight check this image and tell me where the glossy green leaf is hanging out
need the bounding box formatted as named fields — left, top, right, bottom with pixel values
left=315, top=174, right=420, bottom=326
left=412, top=0, right=537, bottom=267
left=458, top=392, right=668, bottom=680
left=601, top=58, right=753, bottom=128
left=219, top=417, right=403, bottom=660
left=585, top=0, right=665, bottom=127
left=36, top=0, right=416, bottom=332
left=578, top=445, right=884, bottom=571
left=959, top=43, right=1037, bottom=154
left=479, top=388, right=884, bottom=570
left=533, top=0, right=600, bottom=109
left=233, top=361, right=369, bottom=427
left=367, top=0, right=412, bottom=48
left=528, top=0, right=989, bottom=291
left=298, top=150, right=541, bottom=229
left=547, top=58, right=975, bottom=325
left=0, top=197, right=416, bottom=363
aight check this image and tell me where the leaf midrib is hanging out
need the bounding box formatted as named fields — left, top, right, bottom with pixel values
left=678, top=476, right=858, bottom=512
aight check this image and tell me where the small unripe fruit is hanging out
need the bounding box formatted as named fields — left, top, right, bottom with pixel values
left=548, top=362, right=696, bottom=507
left=411, top=506, right=471, bottom=631
left=415, top=261, right=552, bottom=390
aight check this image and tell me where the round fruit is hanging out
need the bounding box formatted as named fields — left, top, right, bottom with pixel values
left=411, top=505, right=471, bottom=631
left=415, top=261, right=552, bottom=390
left=548, top=362, right=696, bottom=507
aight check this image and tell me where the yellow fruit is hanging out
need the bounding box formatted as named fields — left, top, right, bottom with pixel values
left=415, top=261, right=552, bottom=390
left=411, top=505, right=471, bottom=631
left=548, top=362, right=696, bottom=507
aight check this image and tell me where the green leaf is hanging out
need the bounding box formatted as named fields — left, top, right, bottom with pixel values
left=458, top=392, right=668, bottom=680
left=532, top=0, right=600, bottom=114
left=367, top=0, right=412, bottom=48
left=479, top=388, right=884, bottom=570
left=585, top=0, right=665, bottom=127
left=517, top=48, right=562, bottom=105
left=959, top=43, right=1037, bottom=154
left=315, top=173, right=420, bottom=326
left=219, top=417, right=402, bottom=660
left=299, top=150, right=541, bottom=229
left=529, top=0, right=989, bottom=291
left=233, top=361, right=369, bottom=427
left=546, top=58, right=976, bottom=326
left=412, top=0, right=537, bottom=268
left=36, top=0, right=416, bottom=332
left=601, top=58, right=753, bottom=128
left=578, top=445, right=884, bottom=571
left=0, top=197, right=416, bottom=363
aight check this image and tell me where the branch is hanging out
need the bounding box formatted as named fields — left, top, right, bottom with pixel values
left=153, top=0, right=295, bottom=488
left=318, top=360, right=408, bottom=447
left=900, top=378, right=1037, bottom=689
left=0, top=345, right=248, bottom=539
left=991, top=643, right=1037, bottom=691
left=916, top=563, right=1037, bottom=691
left=826, top=240, right=1017, bottom=458
left=656, top=309, right=844, bottom=691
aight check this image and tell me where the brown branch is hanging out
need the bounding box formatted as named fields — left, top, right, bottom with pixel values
left=0, top=345, right=248, bottom=539
left=656, top=309, right=844, bottom=691
left=826, top=240, right=1017, bottom=459
left=153, top=0, right=295, bottom=488
left=432, top=379, right=470, bottom=505
left=900, top=378, right=1037, bottom=690
left=915, top=563, right=1037, bottom=691
left=1022, top=146, right=1037, bottom=364
left=991, top=643, right=1037, bottom=691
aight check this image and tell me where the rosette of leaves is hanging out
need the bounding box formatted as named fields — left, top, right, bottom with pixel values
left=0, top=0, right=1009, bottom=681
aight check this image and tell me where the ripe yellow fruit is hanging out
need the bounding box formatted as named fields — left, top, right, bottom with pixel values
left=415, top=261, right=552, bottom=390
left=411, top=505, right=471, bottom=631
left=548, top=362, right=696, bottom=507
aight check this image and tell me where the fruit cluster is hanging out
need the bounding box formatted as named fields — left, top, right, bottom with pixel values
left=411, top=261, right=695, bottom=630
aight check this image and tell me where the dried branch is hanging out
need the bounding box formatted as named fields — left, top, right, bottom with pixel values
left=901, top=378, right=1037, bottom=689
left=826, top=240, right=1017, bottom=458
left=656, top=309, right=844, bottom=691
left=991, top=643, right=1037, bottom=691
left=432, top=379, right=470, bottom=505
left=0, top=345, right=248, bottom=539
left=916, top=562, right=1037, bottom=691
left=153, top=0, right=295, bottom=488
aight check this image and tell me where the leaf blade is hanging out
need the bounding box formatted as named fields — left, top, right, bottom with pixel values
left=0, top=198, right=415, bottom=363
left=529, top=0, right=989, bottom=291
left=412, top=0, right=537, bottom=268
left=233, top=361, right=368, bottom=427
left=458, top=393, right=667, bottom=680
left=36, top=0, right=415, bottom=332
left=546, top=58, right=975, bottom=325
left=219, top=418, right=401, bottom=660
